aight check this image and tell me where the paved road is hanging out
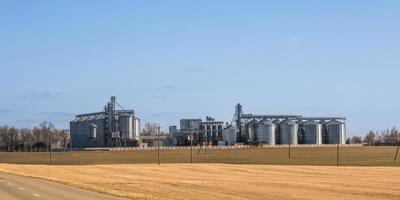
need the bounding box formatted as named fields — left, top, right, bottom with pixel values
left=0, top=172, right=125, bottom=200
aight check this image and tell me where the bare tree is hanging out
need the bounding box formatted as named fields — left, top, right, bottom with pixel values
left=363, top=128, right=400, bottom=146
left=9, top=127, right=19, bottom=151
left=0, top=126, right=11, bottom=151
left=19, top=128, right=33, bottom=151
left=364, top=131, right=376, bottom=146
left=142, top=122, right=159, bottom=136
left=383, top=127, right=399, bottom=146
left=59, top=129, right=69, bottom=151
left=30, top=122, right=54, bottom=151
left=375, top=132, right=383, bottom=146
left=39, top=121, right=55, bottom=150
left=0, top=126, right=19, bottom=152
left=351, top=136, right=362, bottom=144
left=0, top=122, right=69, bottom=152
left=32, top=127, right=43, bottom=151
left=48, top=128, right=69, bottom=151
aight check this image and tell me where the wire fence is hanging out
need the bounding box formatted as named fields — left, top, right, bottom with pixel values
left=107, top=144, right=363, bottom=151
left=0, top=145, right=399, bottom=167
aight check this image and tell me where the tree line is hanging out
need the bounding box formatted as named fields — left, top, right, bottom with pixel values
left=0, top=121, right=69, bottom=152
left=141, top=122, right=167, bottom=136
left=348, top=127, right=400, bottom=146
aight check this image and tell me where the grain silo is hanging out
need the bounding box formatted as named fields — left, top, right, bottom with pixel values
left=70, top=113, right=105, bottom=148
left=301, top=120, right=322, bottom=145
left=279, top=119, right=298, bottom=145
left=222, top=125, right=237, bottom=145
left=239, top=125, right=247, bottom=143
left=119, top=114, right=132, bottom=139
left=325, top=120, right=346, bottom=144
left=246, top=120, right=257, bottom=143
left=255, top=119, right=276, bottom=145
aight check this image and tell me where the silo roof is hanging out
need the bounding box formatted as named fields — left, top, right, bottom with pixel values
left=327, top=119, right=343, bottom=124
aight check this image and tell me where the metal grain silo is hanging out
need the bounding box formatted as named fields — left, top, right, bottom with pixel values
left=239, top=125, right=247, bottom=143
left=246, top=120, right=257, bottom=143
left=325, top=120, right=346, bottom=144
left=72, top=116, right=89, bottom=149
left=301, top=120, right=322, bottom=145
left=223, top=125, right=237, bottom=145
left=119, top=114, right=132, bottom=139
left=94, top=114, right=105, bottom=146
left=255, top=119, right=276, bottom=145
left=133, top=117, right=140, bottom=141
left=279, top=119, right=298, bottom=145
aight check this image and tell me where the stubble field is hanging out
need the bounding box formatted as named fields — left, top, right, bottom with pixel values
left=1, top=146, right=400, bottom=199
left=0, top=163, right=400, bottom=200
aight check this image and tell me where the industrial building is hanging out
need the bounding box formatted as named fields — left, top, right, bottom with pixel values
left=170, top=116, right=224, bottom=146
left=169, top=104, right=346, bottom=146
left=222, top=104, right=347, bottom=145
left=70, top=96, right=140, bottom=149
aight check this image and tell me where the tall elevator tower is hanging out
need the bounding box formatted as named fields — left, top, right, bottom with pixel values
left=104, top=96, right=117, bottom=147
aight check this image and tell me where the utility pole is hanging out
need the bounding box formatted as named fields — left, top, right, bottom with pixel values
left=157, top=126, right=160, bottom=165
left=394, top=140, right=400, bottom=162
left=48, top=122, right=53, bottom=165
left=288, top=131, right=291, bottom=159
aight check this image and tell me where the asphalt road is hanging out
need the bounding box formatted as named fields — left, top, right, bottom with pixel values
left=0, top=172, right=125, bottom=200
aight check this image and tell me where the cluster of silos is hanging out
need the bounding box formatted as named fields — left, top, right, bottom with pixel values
left=118, top=114, right=141, bottom=141
left=236, top=118, right=346, bottom=145
left=299, top=119, right=346, bottom=145
left=70, top=112, right=140, bottom=149
left=242, top=119, right=298, bottom=145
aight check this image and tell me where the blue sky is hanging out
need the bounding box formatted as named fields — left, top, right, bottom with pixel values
left=0, top=1, right=399, bottom=136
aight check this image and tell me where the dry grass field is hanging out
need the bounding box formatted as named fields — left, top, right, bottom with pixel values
left=0, top=146, right=399, bottom=166
left=0, top=163, right=400, bottom=200
left=1, top=147, right=400, bottom=199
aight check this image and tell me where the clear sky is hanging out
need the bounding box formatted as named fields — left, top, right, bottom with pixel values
left=1, top=1, right=399, bottom=136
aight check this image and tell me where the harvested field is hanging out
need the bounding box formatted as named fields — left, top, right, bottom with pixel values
left=0, top=146, right=399, bottom=166
left=0, top=163, right=400, bottom=200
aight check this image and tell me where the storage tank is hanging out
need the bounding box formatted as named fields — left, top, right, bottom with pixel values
left=89, top=124, right=97, bottom=139
left=133, top=117, right=140, bottom=141
left=279, top=119, right=298, bottom=145
left=325, top=120, right=346, bottom=144
left=239, top=125, right=247, bottom=143
left=246, top=120, right=257, bottom=143
left=222, top=125, right=236, bottom=145
left=119, top=114, right=132, bottom=139
left=301, top=120, right=322, bottom=144
left=255, top=119, right=276, bottom=145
